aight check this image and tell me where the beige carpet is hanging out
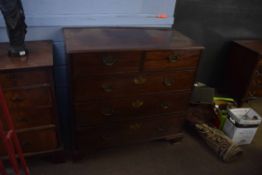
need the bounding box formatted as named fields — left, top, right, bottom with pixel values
left=28, top=99, right=262, bottom=175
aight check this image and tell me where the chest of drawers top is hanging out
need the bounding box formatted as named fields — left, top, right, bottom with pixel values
left=0, top=41, right=53, bottom=71
left=64, top=28, right=204, bottom=53
left=234, top=40, right=262, bottom=56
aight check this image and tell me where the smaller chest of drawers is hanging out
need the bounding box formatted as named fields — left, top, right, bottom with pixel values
left=224, top=40, right=262, bottom=104
left=64, top=28, right=204, bottom=153
left=0, top=41, right=60, bottom=156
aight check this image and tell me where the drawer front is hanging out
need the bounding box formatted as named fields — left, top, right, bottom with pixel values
left=0, top=107, right=54, bottom=129
left=71, top=52, right=141, bottom=76
left=76, top=115, right=184, bottom=150
left=4, top=87, right=53, bottom=108
left=144, top=50, right=201, bottom=71
left=73, top=70, right=195, bottom=101
left=0, top=70, right=50, bottom=89
left=74, top=92, right=190, bottom=126
left=0, top=127, right=58, bottom=155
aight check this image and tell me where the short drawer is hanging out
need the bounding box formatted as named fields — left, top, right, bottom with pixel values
left=74, top=92, right=190, bottom=126
left=0, top=126, right=58, bottom=155
left=71, top=52, right=141, bottom=76
left=0, top=70, right=51, bottom=89
left=73, top=70, right=195, bottom=101
left=76, top=115, right=184, bottom=150
left=0, top=107, right=54, bottom=129
left=4, top=87, right=53, bottom=108
left=144, top=50, right=201, bottom=71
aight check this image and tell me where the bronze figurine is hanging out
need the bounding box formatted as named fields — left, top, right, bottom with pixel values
left=0, top=0, right=28, bottom=57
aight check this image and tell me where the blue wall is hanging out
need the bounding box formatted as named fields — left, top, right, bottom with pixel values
left=0, top=0, right=176, bottom=148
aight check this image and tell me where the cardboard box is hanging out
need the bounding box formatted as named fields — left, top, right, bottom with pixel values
left=223, top=108, right=261, bottom=145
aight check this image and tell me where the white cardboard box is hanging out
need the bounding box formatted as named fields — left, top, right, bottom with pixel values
left=223, top=118, right=258, bottom=145
left=223, top=108, right=261, bottom=145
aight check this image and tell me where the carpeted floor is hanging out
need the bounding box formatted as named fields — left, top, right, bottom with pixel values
left=28, top=99, right=262, bottom=175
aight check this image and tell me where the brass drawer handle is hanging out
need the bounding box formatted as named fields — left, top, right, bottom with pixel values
left=102, top=55, right=118, bottom=66
left=101, top=135, right=112, bottom=141
left=134, top=76, right=146, bottom=85
left=129, top=123, right=142, bottom=130
left=248, top=91, right=256, bottom=98
left=255, top=70, right=262, bottom=77
left=163, top=78, right=173, bottom=87
left=168, top=54, right=179, bottom=63
left=101, top=107, right=114, bottom=117
left=11, top=95, right=24, bottom=102
left=132, top=100, right=144, bottom=109
left=161, top=102, right=169, bottom=110
left=157, top=127, right=167, bottom=132
left=17, top=118, right=29, bottom=123
left=22, top=141, right=32, bottom=147
left=102, top=83, right=113, bottom=92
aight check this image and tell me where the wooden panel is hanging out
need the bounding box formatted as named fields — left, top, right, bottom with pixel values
left=76, top=115, right=184, bottom=150
left=74, top=92, right=190, bottom=126
left=0, top=70, right=50, bottom=89
left=71, top=52, right=141, bottom=76
left=0, top=107, right=54, bottom=129
left=73, top=70, right=195, bottom=101
left=0, top=127, right=58, bottom=156
left=3, top=87, right=53, bottom=108
left=144, top=50, right=201, bottom=71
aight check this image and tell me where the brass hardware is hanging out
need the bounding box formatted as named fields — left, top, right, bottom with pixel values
left=163, top=78, right=173, bottom=87
left=7, top=73, right=17, bottom=80
left=17, top=118, right=29, bottom=123
left=102, top=55, right=118, bottom=66
left=248, top=91, right=256, bottom=97
left=168, top=54, right=179, bottom=63
left=134, top=76, right=146, bottom=85
left=255, top=69, right=262, bottom=77
left=102, top=83, right=113, bottom=92
left=157, top=127, right=166, bottom=132
left=132, top=100, right=144, bottom=108
left=11, top=95, right=24, bottom=102
left=22, top=141, right=32, bottom=147
left=129, top=123, right=142, bottom=130
left=101, top=135, right=112, bottom=141
left=161, top=102, right=169, bottom=110
left=101, top=107, right=114, bottom=116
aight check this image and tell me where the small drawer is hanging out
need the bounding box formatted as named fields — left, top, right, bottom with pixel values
left=73, top=70, right=195, bottom=101
left=4, top=87, right=53, bottom=108
left=74, top=92, right=190, bottom=126
left=144, top=50, right=201, bottom=71
left=0, top=70, right=51, bottom=89
left=76, top=115, right=184, bottom=150
left=0, top=107, right=54, bottom=130
left=71, top=52, right=141, bottom=76
left=0, top=127, right=58, bottom=155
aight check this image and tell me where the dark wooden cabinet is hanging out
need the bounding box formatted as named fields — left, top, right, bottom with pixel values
left=64, top=28, right=204, bottom=153
left=0, top=41, right=61, bottom=156
left=224, top=40, right=262, bottom=104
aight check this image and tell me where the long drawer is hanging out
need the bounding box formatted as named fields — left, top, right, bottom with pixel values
left=73, top=70, right=195, bottom=101
left=0, top=106, right=54, bottom=129
left=0, top=126, right=58, bottom=156
left=74, top=92, right=190, bottom=126
left=0, top=70, right=51, bottom=89
left=3, top=86, right=53, bottom=108
left=144, top=50, right=201, bottom=71
left=76, top=115, right=184, bottom=151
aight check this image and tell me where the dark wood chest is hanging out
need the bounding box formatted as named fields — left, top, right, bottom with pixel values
left=224, top=40, right=262, bottom=104
left=0, top=41, right=60, bottom=156
left=64, top=28, right=204, bottom=153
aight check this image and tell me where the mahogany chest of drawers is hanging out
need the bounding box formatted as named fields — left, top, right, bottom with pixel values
left=224, top=40, right=262, bottom=104
left=0, top=41, right=60, bottom=156
left=64, top=28, right=204, bottom=153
